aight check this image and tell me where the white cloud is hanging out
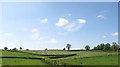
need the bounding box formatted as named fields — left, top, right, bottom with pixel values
left=97, top=15, right=105, bottom=18
left=56, top=18, right=87, bottom=32
left=41, top=18, right=48, bottom=23
left=103, top=35, right=106, bottom=38
left=64, top=22, right=80, bottom=32
left=56, top=18, right=69, bottom=26
left=77, top=19, right=86, bottom=24
left=111, top=32, right=119, bottom=36
left=31, top=28, right=39, bottom=33
left=4, top=33, right=14, bottom=36
left=48, top=38, right=58, bottom=44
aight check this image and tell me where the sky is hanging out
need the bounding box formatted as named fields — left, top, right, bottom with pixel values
left=0, top=2, right=118, bottom=50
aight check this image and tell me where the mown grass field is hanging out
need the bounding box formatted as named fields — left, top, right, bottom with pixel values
left=0, top=50, right=119, bottom=66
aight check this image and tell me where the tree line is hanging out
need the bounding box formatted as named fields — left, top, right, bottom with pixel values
left=85, top=42, right=120, bottom=51
left=3, top=42, right=119, bottom=51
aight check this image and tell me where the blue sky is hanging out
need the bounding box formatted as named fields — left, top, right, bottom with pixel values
left=0, top=2, right=118, bottom=50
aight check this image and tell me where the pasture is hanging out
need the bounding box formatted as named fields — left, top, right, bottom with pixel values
left=0, top=50, right=119, bottom=66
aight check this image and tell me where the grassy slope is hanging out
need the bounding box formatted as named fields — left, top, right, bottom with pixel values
left=2, top=50, right=48, bottom=65
left=1, top=50, right=119, bottom=65
left=2, top=58, right=47, bottom=65
left=2, top=50, right=46, bottom=58
left=26, top=50, right=118, bottom=59
left=58, top=55, right=118, bottom=65
left=28, top=50, right=118, bottom=65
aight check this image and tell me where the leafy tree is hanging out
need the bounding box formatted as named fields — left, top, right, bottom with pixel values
left=97, top=45, right=101, bottom=50
left=104, top=43, right=111, bottom=50
left=19, top=47, right=22, bottom=50
left=4, top=47, right=8, bottom=50
left=100, top=43, right=105, bottom=50
left=93, top=46, right=97, bottom=50
left=66, top=44, right=71, bottom=50
left=111, top=42, right=119, bottom=51
left=85, top=45, right=90, bottom=50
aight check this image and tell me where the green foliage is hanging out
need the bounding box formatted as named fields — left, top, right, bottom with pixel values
left=111, top=42, right=119, bottom=51
left=104, top=43, right=111, bottom=50
left=45, top=48, right=48, bottom=50
left=85, top=45, right=90, bottom=50
left=66, top=44, right=71, bottom=50
left=63, top=48, right=66, bottom=50
left=19, top=47, right=22, bottom=50
left=12, top=48, right=18, bottom=51
left=100, top=43, right=105, bottom=50
left=93, top=42, right=119, bottom=51
left=4, top=47, right=8, bottom=50
left=26, top=49, right=29, bottom=51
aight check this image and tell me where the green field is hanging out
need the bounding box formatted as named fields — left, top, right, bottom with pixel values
left=1, top=50, right=48, bottom=65
left=2, top=58, right=47, bottom=65
left=0, top=50, right=119, bottom=66
left=57, top=55, right=118, bottom=65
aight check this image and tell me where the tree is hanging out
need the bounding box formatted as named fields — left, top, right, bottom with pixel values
left=96, top=45, right=101, bottom=50
left=45, top=48, right=48, bottom=50
left=93, top=46, right=97, bottom=50
left=111, top=42, right=119, bottom=51
left=66, top=44, right=71, bottom=50
left=19, top=47, right=22, bottom=50
left=4, top=47, right=8, bottom=50
left=63, top=48, right=66, bottom=50
left=104, top=43, right=111, bottom=50
left=26, top=49, right=29, bottom=51
left=85, top=45, right=90, bottom=50
left=100, top=43, right=105, bottom=50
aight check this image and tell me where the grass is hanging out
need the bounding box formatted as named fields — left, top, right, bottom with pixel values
left=2, top=50, right=46, bottom=58
left=25, top=50, right=118, bottom=59
left=1, top=50, right=119, bottom=65
left=1, top=50, right=48, bottom=65
left=57, top=55, right=118, bottom=65
left=0, top=50, right=2, bottom=65
left=2, top=58, right=48, bottom=65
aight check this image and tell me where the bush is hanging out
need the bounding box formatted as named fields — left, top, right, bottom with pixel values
left=12, top=48, right=18, bottom=51
left=26, top=49, right=29, bottom=51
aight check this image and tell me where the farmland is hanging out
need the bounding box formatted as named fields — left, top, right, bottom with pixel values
left=0, top=50, right=119, bottom=66
left=2, top=58, right=47, bottom=65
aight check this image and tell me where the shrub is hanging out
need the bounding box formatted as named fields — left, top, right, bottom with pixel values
left=26, top=49, right=29, bottom=51
left=12, top=48, right=18, bottom=51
